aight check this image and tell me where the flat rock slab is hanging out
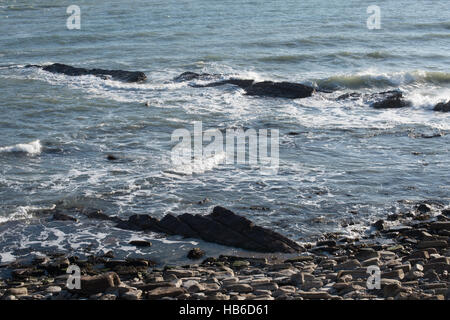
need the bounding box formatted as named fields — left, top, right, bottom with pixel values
left=77, top=272, right=121, bottom=295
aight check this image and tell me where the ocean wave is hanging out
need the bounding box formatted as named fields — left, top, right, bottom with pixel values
left=0, top=206, right=37, bottom=224
left=315, top=70, right=450, bottom=90
left=0, top=140, right=42, bottom=155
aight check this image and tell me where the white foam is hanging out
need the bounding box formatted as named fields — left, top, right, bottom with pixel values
left=0, top=140, right=42, bottom=155
left=0, top=206, right=35, bottom=224
left=0, top=251, right=15, bottom=263
left=166, top=151, right=226, bottom=176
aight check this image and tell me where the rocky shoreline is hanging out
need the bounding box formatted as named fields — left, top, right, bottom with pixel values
left=1, top=202, right=449, bottom=300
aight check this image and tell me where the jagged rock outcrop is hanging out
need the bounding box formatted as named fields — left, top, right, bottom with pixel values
left=116, top=206, right=304, bottom=253
left=192, top=78, right=314, bottom=99
left=26, top=63, right=147, bottom=83
left=370, top=90, right=411, bottom=109
left=173, top=71, right=315, bottom=99
left=337, top=90, right=412, bottom=109
left=434, top=101, right=450, bottom=112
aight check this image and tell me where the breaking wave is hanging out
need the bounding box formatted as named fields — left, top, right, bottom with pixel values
left=316, top=70, right=450, bottom=90
left=0, top=140, right=42, bottom=155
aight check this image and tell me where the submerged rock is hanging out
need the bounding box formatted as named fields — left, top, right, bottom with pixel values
left=115, top=206, right=304, bottom=253
left=369, top=90, right=411, bottom=109
left=187, top=248, right=205, bottom=260
left=336, top=92, right=362, bottom=101
left=196, top=79, right=314, bottom=99
left=244, top=81, right=314, bottom=99
left=182, top=71, right=315, bottom=99
left=434, top=101, right=450, bottom=112
left=28, top=63, right=147, bottom=83
left=77, top=272, right=121, bottom=295
left=129, top=240, right=152, bottom=247
left=53, top=212, right=78, bottom=222
left=173, top=71, right=218, bottom=82
left=337, top=90, right=412, bottom=109
left=192, top=78, right=255, bottom=89
left=106, top=154, right=119, bottom=161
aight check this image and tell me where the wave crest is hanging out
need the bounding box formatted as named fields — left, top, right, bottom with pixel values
left=316, top=70, right=450, bottom=90
left=0, top=140, right=42, bottom=155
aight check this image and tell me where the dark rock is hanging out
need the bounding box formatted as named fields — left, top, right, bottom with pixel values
left=192, top=79, right=255, bottom=89
left=81, top=209, right=121, bottom=223
left=423, top=269, right=441, bottom=281
left=369, top=91, right=411, bottom=109
left=187, top=248, right=205, bottom=260
left=316, top=240, right=337, bottom=247
left=197, top=198, right=210, bottom=205
left=38, top=63, right=147, bottom=83
left=336, top=90, right=411, bottom=110
left=416, top=203, right=431, bottom=214
left=129, top=240, right=152, bottom=247
left=336, top=92, right=362, bottom=101
left=77, top=272, right=121, bottom=295
left=177, top=212, right=268, bottom=252
left=102, top=251, right=115, bottom=259
left=192, top=77, right=314, bottom=99
left=373, top=219, right=386, bottom=231
left=12, top=268, right=46, bottom=279
left=104, top=259, right=149, bottom=269
left=387, top=213, right=400, bottom=221
left=220, top=255, right=268, bottom=267
left=417, top=240, right=447, bottom=249
left=107, top=155, right=118, bottom=161
left=116, top=214, right=168, bottom=233
left=53, top=212, right=77, bottom=222
left=125, top=258, right=152, bottom=268
left=115, top=206, right=303, bottom=253
left=433, top=101, right=450, bottom=112
left=420, top=133, right=443, bottom=139
left=244, top=81, right=314, bottom=99
left=173, top=71, right=217, bottom=82
left=355, top=248, right=379, bottom=261
left=310, top=245, right=339, bottom=254
left=43, top=258, right=70, bottom=274
left=137, top=281, right=176, bottom=292
left=383, top=281, right=402, bottom=298
left=209, top=206, right=304, bottom=253
left=158, top=214, right=199, bottom=237
left=25, top=64, right=42, bottom=68
left=382, top=269, right=405, bottom=280
left=423, top=262, right=450, bottom=273
left=429, top=222, right=450, bottom=231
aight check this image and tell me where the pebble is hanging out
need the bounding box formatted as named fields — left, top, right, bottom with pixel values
left=46, top=286, right=62, bottom=294
left=225, top=283, right=253, bottom=293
